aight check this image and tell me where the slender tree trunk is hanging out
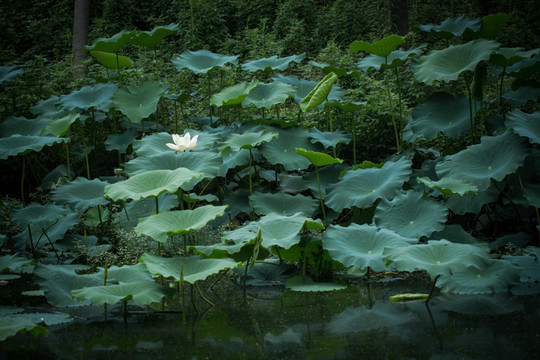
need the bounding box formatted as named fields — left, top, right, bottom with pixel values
left=72, top=0, right=90, bottom=78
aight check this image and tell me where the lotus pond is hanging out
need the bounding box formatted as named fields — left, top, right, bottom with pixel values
left=1, top=14, right=540, bottom=358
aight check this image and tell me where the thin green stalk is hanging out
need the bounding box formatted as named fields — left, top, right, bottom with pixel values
left=466, top=78, right=476, bottom=142
left=498, top=67, right=506, bottom=115
left=425, top=274, right=440, bottom=304
left=394, top=67, right=404, bottom=144
left=65, top=142, right=72, bottom=181
left=155, top=196, right=159, bottom=215
left=83, top=140, right=90, bottom=179
left=27, top=224, right=35, bottom=258
left=195, top=282, right=214, bottom=307
left=384, top=61, right=400, bottom=153
left=180, top=263, right=186, bottom=324
left=315, top=166, right=327, bottom=225
left=20, top=155, right=26, bottom=205
left=248, top=149, right=253, bottom=195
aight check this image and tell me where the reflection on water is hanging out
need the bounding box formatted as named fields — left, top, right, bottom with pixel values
left=1, top=277, right=539, bottom=359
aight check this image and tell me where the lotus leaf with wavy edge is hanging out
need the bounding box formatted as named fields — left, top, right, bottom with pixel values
left=242, top=53, right=305, bottom=72
left=172, top=50, right=238, bottom=74
left=72, top=281, right=167, bottom=306
left=57, top=82, right=118, bottom=112
left=506, top=109, right=540, bottom=145
left=210, top=80, right=259, bottom=107
left=249, top=192, right=319, bottom=217
left=242, top=81, right=296, bottom=109
left=419, top=15, right=481, bottom=39
left=51, top=177, right=110, bottom=212
left=0, top=134, right=66, bottom=160
left=260, top=127, right=318, bottom=171
left=112, top=81, right=167, bottom=123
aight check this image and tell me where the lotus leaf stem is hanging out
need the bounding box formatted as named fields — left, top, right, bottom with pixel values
left=20, top=155, right=26, bottom=205
left=384, top=59, right=401, bottom=153
left=41, top=227, right=60, bottom=263
left=65, top=142, right=71, bottom=181
left=315, top=166, right=327, bottom=225
left=425, top=274, right=440, bottom=304
left=195, top=282, right=214, bottom=307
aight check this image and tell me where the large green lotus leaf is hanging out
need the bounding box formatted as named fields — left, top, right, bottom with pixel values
left=350, top=35, right=405, bottom=57
left=0, top=134, right=65, bottom=160
left=0, top=64, right=24, bottom=84
left=323, top=224, right=416, bottom=272
left=326, top=158, right=412, bottom=212
left=133, top=131, right=218, bottom=157
left=249, top=191, right=319, bottom=217
left=417, top=176, right=478, bottom=196
left=221, top=130, right=278, bottom=152
left=437, top=258, right=520, bottom=294
left=57, top=82, right=118, bottom=112
left=273, top=74, right=344, bottom=105
left=285, top=275, right=346, bottom=292
left=242, top=81, right=296, bottom=109
left=409, top=92, right=471, bottom=139
left=507, top=55, right=540, bottom=78
left=259, top=212, right=323, bottom=249
left=435, top=131, right=529, bottom=191
left=356, top=45, right=426, bottom=71
left=223, top=187, right=251, bottom=217
left=0, top=255, right=32, bottom=273
left=72, top=281, right=166, bottom=306
left=242, top=53, right=305, bottom=72
left=430, top=224, right=478, bottom=244
left=419, top=15, right=481, bottom=39
left=0, top=318, right=48, bottom=341
left=86, top=29, right=136, bottom=53
left=260, top=127, right=317, bottom=171
left=374, top=191, right=448, bottom=239
left=523, top=183, right=540, bottom=208
left=308, top=61, right=353, bottom=77
left=303, top=163, right=348, bottom=198
left=383, top=239, right=490, bottom=279
left=34, top=263, right=101, bottom=307
left=308, top=128, right=352, bottom=149
left=105, top=128, right=137, bottom=154
left=299, top=72, right=338, bottom=112
left=113, top=81, right=166, bottom=123
left=113, top=193, right=178, bottom=230
left=473, top=13, right=512, bottom=40
left=51, top=177, right=109, bottom=212
left=413, top=39, right=499, bottom=84
left=502, top=86, right=540, bottom=106
left=505, top=109, right=540, bottom=145
left=140, top=253, right=239, bottom=283
left=445, top=185, right=499, bottom=215
left=40, top=113, right=80, bottom=137
left=129, top=23, right=178, bottom=48
left=90, top=50, right=133, bottom=69
left=210, top=80, right=259, bottom=107
left=490, top=47, right=540, bottom=67
left=172, top=50, right=238, bottom=74
left=105, top=168, right=203, bottom=201
left=0, top=116, right=50, bottom=137
left=295, top=148, right=342, bottom=167
left=135, top=205, right=227, bottom=243
left=30, top=95, right=63, bottom=117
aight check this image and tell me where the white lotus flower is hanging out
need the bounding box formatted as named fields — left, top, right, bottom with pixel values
left=166, top=133, right=199, bottom=152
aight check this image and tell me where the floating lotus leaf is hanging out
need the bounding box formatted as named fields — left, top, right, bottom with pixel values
left=300, top=72, right=338, bottom=112
left=445, top=185, right=499, bottom=215
left=221, top=130, right=278, bottom=152
left=0, top=116, right=49, bottom=137
left=435, top=131, right=529, bottom=191
left=409, top=92, right=471, bottom=139
left=419, top=15, right=481, bottom=39
left=210, top=80, right=259, bottom=107
left=57, top=82, right=118, bottom=112
left=0, top=65, right=24, bottom=84
left=51, top=177, right=109, bottom=212
left=172, top=50, right=238, bottom=74
left=430, top=224, right=478, bottom=244
left=249, top=192, right=319, bottom=217
left=350, top=34, right=406, bottom=57
left=0, top=134, right=65, bottom=160
left=374, top=191, right=448, bottom=239
left=417, top=176, right=478, bottom=196
left=242, top=81, right=296, bottom=109
left=296, top=148, right=342, bottom=167
left=105, top=167, right=203, bottom=201
left=258, top=212, right=323, bottom=250
left=0, top=255, right=32, bottom=273
left=242, top=53, right=305, bottom=72
left=329, top=303, right=415, bottom=334
left=308, top=128, right=352, bottom=149
left=383, top=239, right=490, bottom=278
left=260, top=127, right=317, bottom=171
left=413, top=39, right=499, bottom=84
left=11, top=312, right=73, bottom=326
left=273, top=74, right=344, bottom=104
left=285, top=275, right=346, bottom=292
left=112, top=81, right=166, bottom=123
left=356, top=45, right=426, bottom=71
left=105, top=128, right=137, bottom=154
left=129, top=23, right=178, bottom=48
left=140, top=253, right=239, bottom=284
left=34, top=263, right=101, bottom=307
left=0, top=318, right=48, bottom=341
left=503, top=86, right=540, bottom=105
left=86, top=29, right=136, bottom=53
left=323, top=224, right=416, bottom=272
left=41, top=113, right=80, bottom=137
left=135, top=205, right=227, bottom=243
left=326, top=158, right=412, bottom=212
left=72, top=281, right=166, bottom=306
left=505, top=109, right=540, bottom=145
left=89, top=50, right=133, bottom=69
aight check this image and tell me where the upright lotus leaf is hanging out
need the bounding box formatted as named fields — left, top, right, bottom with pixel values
left=249, top=192, right=319, bottom=217
left=0, top=134, right=65, bottom=160
left=135, top=205, right=227, bottom=243
left=105, top=128, right=138, bottom=154
left=435, top=131, right=529, bottom=191
left=503, top=86, right=540, bottom=106
left=374, top=191, right=448, bottom=239
left=0, top=255, right=32, bottom=273
left=437, top=258, right=520, bottom=294
left=308, top=128, right=352, bottom=149
left=51, top=177, right=109, bottom=212
left=259, top=212, right=324, bottom=250
left=430, top=224, right=478, bottom=244
left=104, top=167, right=203, bottom=201
left=325, top=100, right=366, bottom=113
left=242, top=53, right=305, bottom=72
left=72, top=281, right=166, bottom=306
left=417, top=176, right=478, bottom=196
left=40, top=113, right=80, bottom=137
left=295, top=148, right=342, bottom=167
left=409, top=92, right=471, bottom=139
left=140, top=253, right=239, bottom=284
left=172, top=49, right=238, bottom=74
left=242, top=81, right=297, bottom=109
left=57, top=82, right=118, bottom=112
left=383, top=239, right=491, bottom=279
left=507, top=55, right=540, bottom=78
left=490, top=47, right=540, bottom=67
left=325, top=158, right=412, bottom=212
left=112, top=81, right=167, bottom=123
left=303, top=163, right=348, bottom=198
left=260, top=127, right=318, bottom=171
left=419, top=16, right=481, bottom=39
left=221, top=130, right=278, bottom=152
left=285, top=275, right=346, bottom=292
left=95, top=263, right=154, bottom=284
left=34, top=263, right=101, bottom=307
left=0, top=116, right=50, bottom=137
left=472, top=13, right=512, bottom=40
left=129, top=23, right=179, bottom=48
left=356, top=45, right=426, bottom=71
left=299, top=72, right=338, bottom=112
left=350, top=35, right=405, bottom=57
left=523, top=183, right=540, bottom=208
left=30, top=95, right=63, bottom=117
left=273, top=74, right=344, bottom=104
left=413, top=39, right=499, bottom=84
left=89, top=50, right=134, bottom=69
left=0, top=318, right=48, bottom=341
left=308, top=61, right=350, bottom=77
left=445, top=185, right=499, bottom=215
left=0, top=65, right=24, bottom=84
left=85, top=29, right=136, bottom=53
left=210, top=80, right=259, bottom=107
left=323, top=224, right=416, bottom=272
left=506, top=109, right=540, bottom=145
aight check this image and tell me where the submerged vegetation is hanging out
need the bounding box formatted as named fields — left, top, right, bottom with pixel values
left=0, top=1, right=539, bottom=355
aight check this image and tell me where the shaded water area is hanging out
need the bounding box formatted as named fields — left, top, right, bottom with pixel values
left=2, top=274, right=539, bottom=359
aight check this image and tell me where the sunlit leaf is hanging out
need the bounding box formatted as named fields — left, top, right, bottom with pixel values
left=300, top=72, right=338, bottom=112
left=295, top=148, right=342, bottom=167
left=210, top=80, right=259, bottom=107
left=350, top=35, right=406, bottom=57
left=172, top=50, right=238, bottom=74
left=89, top=50, right=134, bottom=69
left=273, top=74, right=344, bottom=105
left=41, top=113, right=80, bottom=137
left=112, top=81, right=167, bottom=123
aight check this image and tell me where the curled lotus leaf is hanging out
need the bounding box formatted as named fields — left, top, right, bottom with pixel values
left=505, top=109, right=540, bottom=145
left=419, top=15, right=481, bottom=39
left=242, top=53, right=305, bottom=72
left=172, top=50, right=238, bottom=74
left=356, top=45, right=426, bottom=71
left=41, top=113, right=80, bottom=137
left=273, top=74, right=344, bottom=105
left=490, top=47, right=540, bottom=67
left=0, top=135, right=65, bottom=160
left=299, top=72, right=338, bottom=112
left=350, top=34, right=406, bottom=57
left=89, top=50, right=134, bottom=70
left=86, top=29, right=136, bottom=53
left=51, top=177, right=110, bottom=212
left=295, top=148, right=342, bottom=167
left=417, top=176, right=478, bottom=196
left=210, top=80, right=259, bottom=107
left=129, top=23, right=179, bottom=48
left=473, top=13, right=512, bottom=40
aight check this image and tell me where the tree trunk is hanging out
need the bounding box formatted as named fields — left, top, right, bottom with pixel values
left=72, top=0, right=90, bottom=77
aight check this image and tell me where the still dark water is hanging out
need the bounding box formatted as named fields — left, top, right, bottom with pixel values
left=2, top=276, right=539, bottom=359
